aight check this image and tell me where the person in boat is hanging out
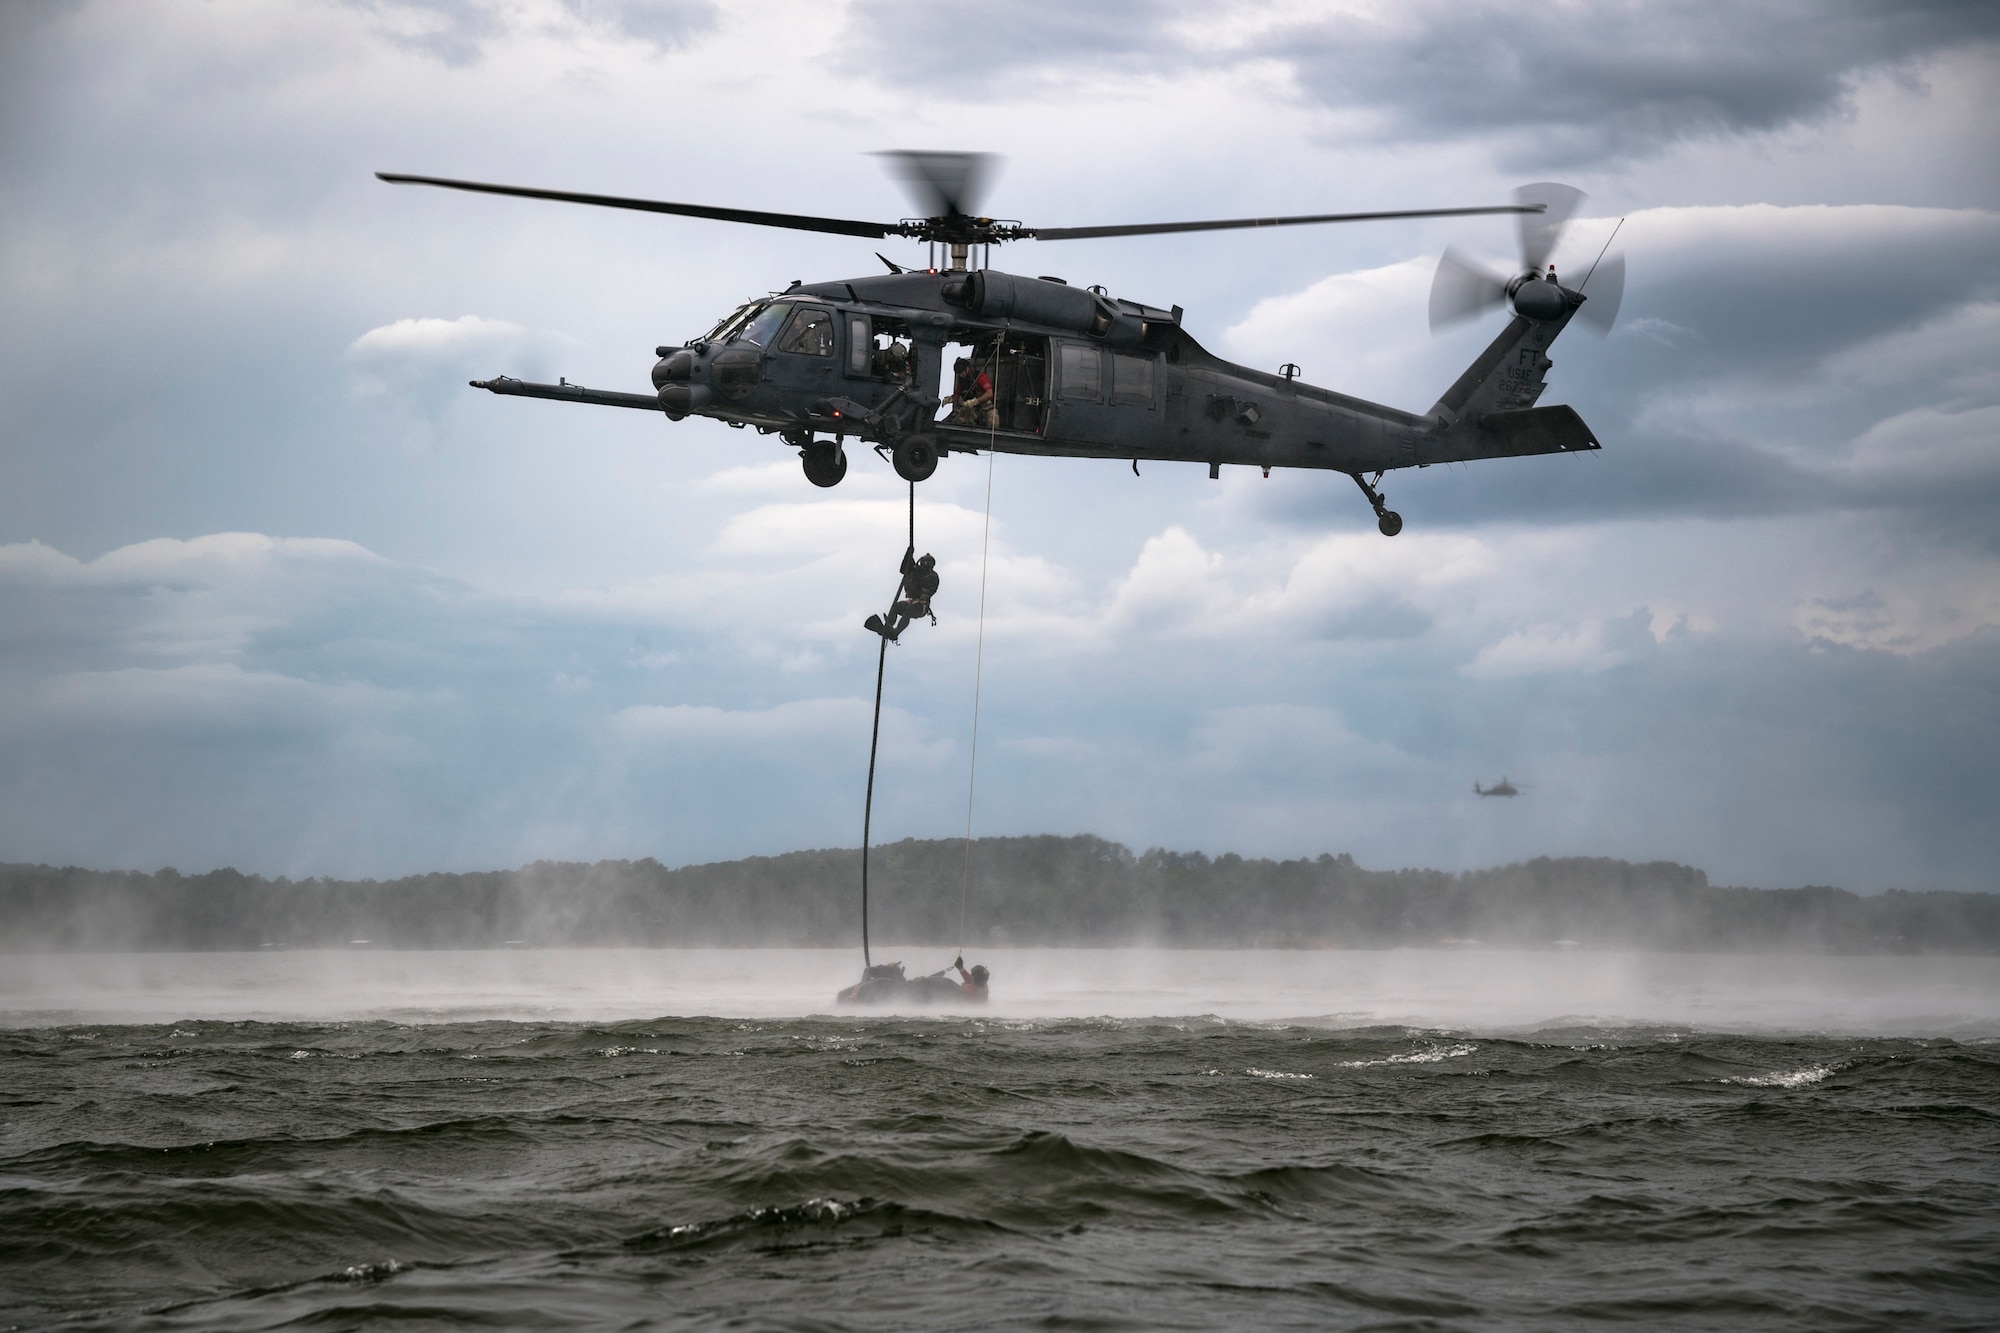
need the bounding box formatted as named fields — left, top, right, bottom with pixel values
left=864, top=550, right=939, bottom=642
left=954, top=955, right=989, bottom=1001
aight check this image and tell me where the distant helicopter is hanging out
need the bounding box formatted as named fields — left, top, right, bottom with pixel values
left=1475, top=777, right=1526, bottom=798
left=377, top=152, right=1625, bottom=534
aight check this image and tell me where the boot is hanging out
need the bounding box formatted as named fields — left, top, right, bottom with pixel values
left=863, top=614, right=887, bottom=637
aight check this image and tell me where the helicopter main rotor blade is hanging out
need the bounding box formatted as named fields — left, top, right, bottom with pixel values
left=375, top=173, right=898, bottom=240
left=874, top=150, right=996, bottom=220
left=1029, top=203, right=1541, bottom=242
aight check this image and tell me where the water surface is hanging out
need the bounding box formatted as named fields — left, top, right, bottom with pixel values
left=4, top=950, right=1995, bottom=1330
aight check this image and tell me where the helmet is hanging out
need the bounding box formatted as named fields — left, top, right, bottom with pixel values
left=917, top=554, right=935, bottom=569
left=970, top=965, right=988, bottom=984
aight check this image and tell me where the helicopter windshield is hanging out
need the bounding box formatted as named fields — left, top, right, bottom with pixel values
left=735, top=302, right=794, bottom=348
left=705, top=302, right=760, bottom=343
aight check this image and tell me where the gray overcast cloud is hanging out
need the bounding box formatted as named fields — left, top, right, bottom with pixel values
left=1, top=0, right=1996, bottom=890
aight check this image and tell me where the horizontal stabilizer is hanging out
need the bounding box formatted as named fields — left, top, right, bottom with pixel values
left=1459, top=404, right=1599, bottom=460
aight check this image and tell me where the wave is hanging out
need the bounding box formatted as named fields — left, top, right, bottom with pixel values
left=1723, top=1064, right=1836, bottom=1088
left=7, top=1018, right=1997, bottom=1331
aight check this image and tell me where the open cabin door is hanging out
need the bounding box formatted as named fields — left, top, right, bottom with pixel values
left=938, top=334, right=1049, bottom=439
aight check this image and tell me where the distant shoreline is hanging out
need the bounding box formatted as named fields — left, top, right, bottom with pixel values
left=5, top=943, right=1995, bottom=956
left=5, top=835, right=1995, bottom=955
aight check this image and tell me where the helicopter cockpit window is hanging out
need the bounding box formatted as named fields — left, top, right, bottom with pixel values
left=777, top=307, right=835, bottom=356
left=1057, top=344, right=1101, bottom=400
left=705, top=302, right=759, bottom=343
left=737, top=302, right=793, bottom=348
left=1110, top=353, right=1156, bottom=406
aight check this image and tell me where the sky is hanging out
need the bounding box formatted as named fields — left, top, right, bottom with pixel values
left=2, top=0, right=1997, bottom=890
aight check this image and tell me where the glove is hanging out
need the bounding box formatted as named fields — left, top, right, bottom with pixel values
left=954, top=955, right=963, bottom=969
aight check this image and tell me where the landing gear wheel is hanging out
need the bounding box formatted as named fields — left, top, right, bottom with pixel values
left=1349, top=472, right=1403, bottom=537
left=802, top=441, right=847, bottom=488
left=892, top=435, right=939, bottom=483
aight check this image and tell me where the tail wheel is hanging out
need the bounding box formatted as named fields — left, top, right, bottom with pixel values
left=802, top=441, right=847, bottom=488
left=892, top=435, right=939, bottom=483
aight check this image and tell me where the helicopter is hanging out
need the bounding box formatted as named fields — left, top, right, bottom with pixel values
left=1475, top=777, right=1526, bottom=798
left=377, top=152, right=1625, bottom=535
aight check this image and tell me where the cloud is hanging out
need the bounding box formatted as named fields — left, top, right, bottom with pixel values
left=841, top=1, right=2000, bottom=169
left=1226, top=202, right=2000, bottom=529
left=838, top=0, right=1178, bottom=95
left=560, top=0, right=718, bottom=54
left=343, top=0, right=719, bottom=67
left=30, top=661, right=403, bottom=734
left=345, top=314, right=576, bottom=419
left=1464, top=617, right=1630, bottom=680
left=613, top=696, right=865, bottom=747
left=343, top=0, right=507, bottom=67
left=1262, top=0, right=2000, bottom=166
left=1095, top=526, right=1455, bottom=645
left=1220, top=258, right=1436, bottom=408
left=1839, top=404, right=2000, bottom=496
left=3, top=0, right=1998, bottom=897
left=3, top=518, right=1999, bottom=889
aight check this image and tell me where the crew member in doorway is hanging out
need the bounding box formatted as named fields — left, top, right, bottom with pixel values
left=864, top=550, right=940, bottom=642
left=954, top=954, right=989, bottom=1001
left=873, top=337, right=911, bottom=383
left=944, top=356, right=996, bottom=429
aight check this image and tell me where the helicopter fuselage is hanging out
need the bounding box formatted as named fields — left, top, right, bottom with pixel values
left=471, top=266, right=1598, bottom=532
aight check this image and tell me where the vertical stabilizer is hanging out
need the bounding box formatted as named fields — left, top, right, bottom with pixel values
left=1415, top=297, right=1598, bottom=465
left=1428, top=300, right=1577, bottom=430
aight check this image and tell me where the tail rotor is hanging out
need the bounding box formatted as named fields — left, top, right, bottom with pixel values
left=1515, top=181, right=1584, bottom=274
left=1575, top=248, right=1625, bottom=335
left=1428, top=245, right=1510, bottom=332
left=1427, top=181, right=1625, bottom=335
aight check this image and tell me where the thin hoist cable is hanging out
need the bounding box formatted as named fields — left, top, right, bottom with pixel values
left=958, top=372, right=1000, bottom=955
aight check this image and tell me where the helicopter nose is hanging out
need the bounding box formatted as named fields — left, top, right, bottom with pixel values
left=652, top=348, right=713, bottom=419
left=658, top=383, right=711, bottom=420
left=652, top=349, right=696, bottom=388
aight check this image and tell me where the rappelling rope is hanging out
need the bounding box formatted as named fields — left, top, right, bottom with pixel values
left=859, top=630, right=887, bottom=968
left=862, top=352, right=1000, bottom=969
left=957, top=401, right=999, bottom=956
left=859, top=480, right=917, bottom=969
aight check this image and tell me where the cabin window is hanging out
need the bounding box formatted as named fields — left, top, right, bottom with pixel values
left=1110, top=353, right=1155, bottom=406
left=777, top=307, right=835, bottom=356
left=738, top=302, right=793, bottom=347
left=855, top=316, right=913, bottom=383
left=1058, top=344, right=1101, bottom=400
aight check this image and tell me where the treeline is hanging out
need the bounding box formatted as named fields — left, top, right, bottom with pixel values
left=1, top=835, right=1995, bottom=953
